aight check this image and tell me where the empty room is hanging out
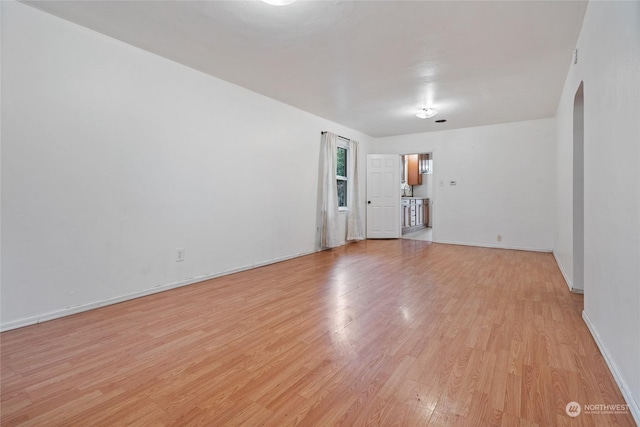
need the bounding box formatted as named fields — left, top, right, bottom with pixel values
left=1, top=0, right=638, bottom=426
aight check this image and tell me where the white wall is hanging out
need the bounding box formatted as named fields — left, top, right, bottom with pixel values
left=554, top=1, right=640, bottom=421
left=411, top=173, right=430, bottom=199
left=375, top=118, right=556, bottom=251
left=0, top=1, right=371, bottom=330
left=412, top=181, right=428, bottom=198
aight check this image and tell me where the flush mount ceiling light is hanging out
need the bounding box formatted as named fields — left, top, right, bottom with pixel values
left=261, top=0, right=296, bottom=5
left=416, top=107, right=438, bottom=119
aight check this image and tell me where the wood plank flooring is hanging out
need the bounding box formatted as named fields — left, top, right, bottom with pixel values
left=1, top=240, right=635, bottom=426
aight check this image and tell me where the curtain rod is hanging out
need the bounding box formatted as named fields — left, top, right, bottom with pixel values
left=321, top=131, right=350, bottom=141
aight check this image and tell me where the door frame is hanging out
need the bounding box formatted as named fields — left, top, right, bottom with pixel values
left=398, top=150, right=437, bottom=242
left=572, top=82, right=585, bottom=294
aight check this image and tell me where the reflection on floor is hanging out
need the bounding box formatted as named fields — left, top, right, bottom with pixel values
left=402, top=227, right=432, bottom=242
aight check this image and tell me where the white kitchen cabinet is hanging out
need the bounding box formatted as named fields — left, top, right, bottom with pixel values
left=401, top=198, right=429, bottom=234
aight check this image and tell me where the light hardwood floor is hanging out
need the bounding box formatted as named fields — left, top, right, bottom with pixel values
left=1, top=240, right=635, bottom=426
left=402, top=227, right=433, bottom=242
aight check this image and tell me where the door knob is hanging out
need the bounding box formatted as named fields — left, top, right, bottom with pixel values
left=367, top=201, right=371, bottom=204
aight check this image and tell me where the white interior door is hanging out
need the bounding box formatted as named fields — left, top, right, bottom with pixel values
left=367, top=154, right=400, bottom=239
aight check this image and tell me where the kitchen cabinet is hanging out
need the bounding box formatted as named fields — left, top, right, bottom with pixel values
left=407, top=154, right=422, bottom=185
left=402, top=199, right=411, bottom=228
left=424, top=199, right=429, bottom=227
left=401, top=198, right=429, bottom=234
left=416, top=199, right=424, bottom=225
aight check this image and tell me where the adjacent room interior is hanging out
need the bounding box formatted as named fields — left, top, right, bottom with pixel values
left=401, top=153, right=434, bottom=242
left=1, top=0, right=638, bottom=425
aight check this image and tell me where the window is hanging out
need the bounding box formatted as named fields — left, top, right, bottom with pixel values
left=336, top=141, right=348, bottom=210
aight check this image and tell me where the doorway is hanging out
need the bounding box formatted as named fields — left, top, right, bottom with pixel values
left=573, top=82, right=585, bottom=293
left=400, top=152, right=435, bottom=242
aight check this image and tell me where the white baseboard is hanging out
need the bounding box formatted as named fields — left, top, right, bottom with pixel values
left=434, top=239, right=552, bottom=253
left=0, top=249, right=319, bottom=332
left=553, top=251, right=573, bottom=291
left=582, top=311, right=640, bottom=425
left=552, top=251, right=584, bottom=293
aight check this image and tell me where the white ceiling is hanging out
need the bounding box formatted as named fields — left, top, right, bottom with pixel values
left=25, top=0, right=587, bottom=137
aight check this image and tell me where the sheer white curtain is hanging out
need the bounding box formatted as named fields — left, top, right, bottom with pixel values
left=347, top=139, right=365, bottom=241
left=320, top=132, right=341, bottom=248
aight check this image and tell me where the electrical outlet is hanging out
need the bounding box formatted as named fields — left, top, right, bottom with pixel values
left=176, top=248, right=185, bottom=262
left=496, top=235, right=502, bottom=242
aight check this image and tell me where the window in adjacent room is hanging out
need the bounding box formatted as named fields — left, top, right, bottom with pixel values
left=336, top=139, right=348, bottom=210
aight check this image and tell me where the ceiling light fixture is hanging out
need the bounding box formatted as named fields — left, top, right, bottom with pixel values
left=261, top=0, right=296, bottom=5
left=416, top=107, right=438, bottom=119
